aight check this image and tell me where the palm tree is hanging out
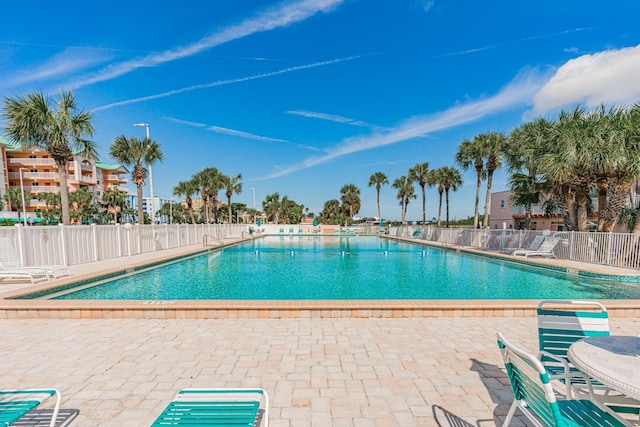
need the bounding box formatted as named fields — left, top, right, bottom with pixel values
left=3, top=187, right=25, bottom=222
left=408, top=162, right=429, bottom=225
left=37, top=192, right=61, bottom=224
left=319, top=199, right=343, bottom=224
left=110, top=136, right=163, bottom=225
left=428, top=168, right=446, bottom=227
left=440, top=166, right=463, bottom=227
left=368, top=172, right=388, bottom=221
left=588, top=105, right=640, bottom=232
left=102, top=187, right=128, bottom=223
left=392, top=176, right=416, bottom=225
left=2, top=90, right=96, bottom=225
left=222, top=173, right=243, bottom=223
left=340, top=184, right=361, bottom=224
left=455, top=137, right=485, bottom=228
left=173, top=179, right=198, bottom=224
left=68, top=187, right=94, bottom=224
left=193, top=167, right=222, bottom=223
left=263, top=192, right=282, bottom=224
left=506, top=118, right=555, bottom=230
left=481, top=132, right=506, bottom=228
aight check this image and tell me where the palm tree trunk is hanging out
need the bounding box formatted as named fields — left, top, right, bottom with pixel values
left=189, top=205, right=195, bottom=224
left=524, top=204, right=532, bottom=230
left=575, top=187, right=590, bottom=232
left=445, top=189, right=450, bottom=228
left=596, top=178, right=609, bottom=231
left=227, top=196, right=232, bottom=224
left=483, top=170, right=494, bottom=228
left=58, top=161, right=71, bottom=225
left=421, top=184, right=426, bottom=224
left=400, top=197, right=406, bottom=225
left=473, top=170, right=481, bottom=228
left=437, top=192, right=443, bottom=227
left=600, top=179, right=632, bottom=232
left=212, top=196, right=219, bottom=223
left=376, top=188, right=381, bottom=221
left=136, top=184, right=144, bottom=225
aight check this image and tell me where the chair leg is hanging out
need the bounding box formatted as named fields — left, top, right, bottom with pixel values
left=503, top=400, right=518, bottom=426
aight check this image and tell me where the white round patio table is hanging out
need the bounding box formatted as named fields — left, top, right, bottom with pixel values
left=568, top=335, right=640, bottom=401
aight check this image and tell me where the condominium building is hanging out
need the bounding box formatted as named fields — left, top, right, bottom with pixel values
left=0, top=135, right=129, bottom=221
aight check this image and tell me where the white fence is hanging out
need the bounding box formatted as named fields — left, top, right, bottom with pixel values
left=0, top=223, right=245, bottom=267
left=390, top=226, right=640, bottom=270
left=7, top=223, right=636, bottom=270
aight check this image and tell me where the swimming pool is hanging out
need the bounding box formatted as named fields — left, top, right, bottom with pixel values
left=41, top=236, right=640, bottom=300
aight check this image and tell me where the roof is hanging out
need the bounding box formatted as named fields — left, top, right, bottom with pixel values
left=0, top=134, right=21, bottom=150
left=96, top=161, right=129, bottom=173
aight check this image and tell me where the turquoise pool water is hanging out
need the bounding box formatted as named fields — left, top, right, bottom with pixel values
left=50, top=236, right=640, bottom=300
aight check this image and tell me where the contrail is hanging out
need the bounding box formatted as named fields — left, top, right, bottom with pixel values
left=68, top=0, right=344, bottom=89
left=94, top=55, right=360, bottom=111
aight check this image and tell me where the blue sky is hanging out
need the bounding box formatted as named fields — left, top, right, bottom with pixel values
left=2, top=1, right=640, bottom=221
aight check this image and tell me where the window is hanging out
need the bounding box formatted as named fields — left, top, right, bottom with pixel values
left=500, top=200, right=505, bottom=208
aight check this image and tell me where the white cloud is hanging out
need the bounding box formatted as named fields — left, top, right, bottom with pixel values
left=533, top=44, right=640, bottom=115
left=423, top=1, right=435, bottom=12
left=68, top=0, right=344, bottom=89
left=258, top=68, right=546, bottom=180
left=1, top=48, right=110, bottom=89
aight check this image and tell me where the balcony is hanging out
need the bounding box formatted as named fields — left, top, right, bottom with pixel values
left=23, top=185, right=61, bottom=194
left=8, top=172, right=60, bottom=180
left=8, top=157, right=56, bottom=166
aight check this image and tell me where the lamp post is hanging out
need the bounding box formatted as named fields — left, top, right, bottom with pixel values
left=18, top=168, right=27, bottom=226
left=133, top=122, right=154, bottom=224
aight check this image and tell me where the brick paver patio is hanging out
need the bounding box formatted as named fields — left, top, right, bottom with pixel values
left=1, top=316, right=638, bottom=426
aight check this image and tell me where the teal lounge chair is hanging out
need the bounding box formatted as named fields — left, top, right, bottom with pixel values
left=152, top=388, right=269, bottom=426
left=0, top=389, right=61, bottom=427
left=497, top=332, right=629, bottom=427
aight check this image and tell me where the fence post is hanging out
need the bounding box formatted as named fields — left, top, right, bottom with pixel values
left=116, top=224, right=122, bottom=257
left=58, top=223, right=68, bottom=266
left=606, top=232, right=612, bottom=264
left=91, top=223, right=99, bottom=261
left=569, top=231, right=574, bottom=261
left=14, top=223, right=26, bottom=266
left=176, top=223, right=181, bottom=247
left=165, top=223, right=170, bottom=249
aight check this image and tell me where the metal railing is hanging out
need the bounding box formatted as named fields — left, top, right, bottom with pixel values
left=389, top=225, right=640, bottom=270
left=0, top=223, right=245, bottom=267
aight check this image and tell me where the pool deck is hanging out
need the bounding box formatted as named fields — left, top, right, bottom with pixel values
left=1, top=237, right=639, bottom=426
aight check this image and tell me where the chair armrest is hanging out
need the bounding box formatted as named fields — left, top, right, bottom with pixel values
left=537, top=351, right=576, bottom=375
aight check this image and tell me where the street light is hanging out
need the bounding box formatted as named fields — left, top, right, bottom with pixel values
left=18, top=168, right=27, bottom=226
left=133, top=122, right=154, bottom=224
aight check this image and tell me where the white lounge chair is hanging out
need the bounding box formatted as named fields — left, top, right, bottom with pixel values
left=0, top=268, right=50, bottom=284
left=511, top=235, right=544, bottom=255
left=0, top=237, right=71, bottom=279
left=512, top=236, right=560, bottom=258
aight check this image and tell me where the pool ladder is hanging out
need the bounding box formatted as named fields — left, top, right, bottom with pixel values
left=203, top=234, right=225, bottom=248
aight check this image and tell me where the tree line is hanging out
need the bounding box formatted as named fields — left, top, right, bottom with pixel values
left=3, top=90, right=639, bottom=232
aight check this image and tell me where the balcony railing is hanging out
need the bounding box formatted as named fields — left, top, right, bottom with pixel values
left=8, top=158, right=56, bottom=166
left=22, top=186, right=61, bottom=193
left=8, top=172, right=60, bottom=180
